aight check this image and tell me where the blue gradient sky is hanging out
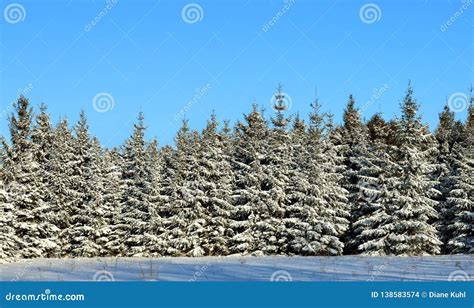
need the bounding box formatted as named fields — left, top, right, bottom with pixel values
left=1, top=0, right=472, bottom=146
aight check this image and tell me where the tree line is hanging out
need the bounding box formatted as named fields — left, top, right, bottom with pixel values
left=0, top=83, right=472, bottom=260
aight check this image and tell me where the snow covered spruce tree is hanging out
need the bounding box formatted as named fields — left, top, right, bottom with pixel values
left=318, top=104, right=350, bottom=255
left=48, top=118, right=78, bottom=255
left=266, top=86, right=291, bottom=254
left=229, top=103, right=273, bottom=255
left=112, top=112, right=158, bottom=257
left=2, top=96, right=59, bottom=258
left=283, top=113, right=314, bottom=255
left=30, top=104, right=62, bottom=257
left=0, top=172, right=23, bottom=260
left=385, top=84, right=442, bottom=255
left=434, top=104, right=465, bottom=252
left=340, top=95, right=365, bottom=196
left=152, top=144, right=177, bottom=255
left=63, top=112, right=103, bottom=257
left=284, top=98, right=345, bottom=256
left=102, top=148, right=125, bottom=256
left=156, top=119, right=207, bottom=256
left=442, top=99, right=473, bottom=254
left=339, top=95, right=371, bottom=253
left=193, top=113, right=234, bottom=255
left=346, top=114, right=396, bottom=255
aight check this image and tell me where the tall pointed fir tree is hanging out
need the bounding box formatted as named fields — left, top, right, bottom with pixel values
left=101, top=148, right=125, bottom=256
left=48, top=118, right=78, bottom=256
left=284, top=110, right=338, bottom=255
left=265, top=85, right=291, bottom=254
left=144, top=138, right=165, bottom=256
left=318, top=113, right=351, bottom=254
left=153, top=144, right=177, bottom=256
left=443, top=95, right=473, bottom=253
left=435, top=104, right=462, bottom=252
left=283, top=113, right=312, bottom=255
left=113, top=112, right=157, bottom=256
left=31, top=104, right=61, bottom=257
left=64, top=112, right=103, bottom=257
left=346, top=114, right=396, bottom=255
left=385, top=83, right=442, bottom=255
left=158, top=119, right=206, bottom=256
left=340, top=95, right=368, bottom=252
left=189, top=113, right=235, bottom=255
left=4, top=96, right=58, bottom=258
left=229, top=103, right=272, bottom=255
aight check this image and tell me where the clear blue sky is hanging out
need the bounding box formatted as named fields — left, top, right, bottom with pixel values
left=1, top=0, right=472, bottom=146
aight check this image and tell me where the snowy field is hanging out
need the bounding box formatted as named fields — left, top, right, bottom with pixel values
left=1, top=255, right=472, bottom=281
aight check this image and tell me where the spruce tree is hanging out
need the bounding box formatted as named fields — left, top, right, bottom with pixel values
left=319, top=113, right=351, bottom=255
left=64, top=112, right=102, bottom=257
left=116, top=112, right=157, bottom=256
left=31, top=104, right=61, bottom=257
left=103, top=148, right=126, bottom=256
left=0, top=175, right=23, bottom=260
left=229, top=104, right=272, bottom=255
left=191, top=113, right=234, bottom=255
left=347, top=119, right=394, bottom=255
left=284, top=114, right=312, bottom=255
left=266, top=86, right=291, bottom=254
left=5, top=96, right=58, bottom=258
left=340, top=95, right=367, bottom=252
left=48, top=118, right=77, bottom=256
left=385, top=84, right=442, bottom=255
left=160, top=120, right=206, bottom=256
left=443, top=97, right=473, bottom=253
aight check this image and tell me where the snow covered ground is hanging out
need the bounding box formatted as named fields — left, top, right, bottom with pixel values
left=0, top=255, right=472, bottom=282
